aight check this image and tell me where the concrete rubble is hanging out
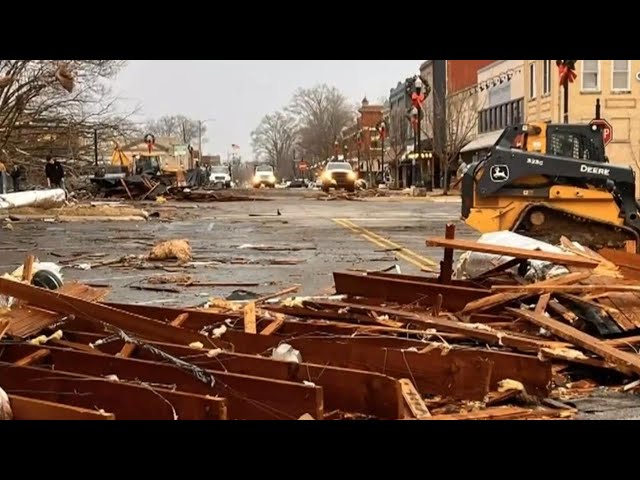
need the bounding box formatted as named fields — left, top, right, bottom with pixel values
left=1, top=223, right=640, bottom=420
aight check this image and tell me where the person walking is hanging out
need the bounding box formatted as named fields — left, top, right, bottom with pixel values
left=10, top=164, right=23, bottom=192
left=45, top=155, right=65, bottom=189
left=0, top=161, right=7, bottom=194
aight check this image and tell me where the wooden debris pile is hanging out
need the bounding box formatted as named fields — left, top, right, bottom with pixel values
left=1, top=226, right=640, bottom=419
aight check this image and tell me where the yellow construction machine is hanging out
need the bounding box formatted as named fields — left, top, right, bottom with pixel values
left=90, top=144, right=189, bottom=194
left=460, top=122, right=640, bottom=252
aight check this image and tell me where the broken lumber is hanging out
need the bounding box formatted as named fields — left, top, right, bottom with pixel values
left=509, top=308, right=640, bottom=377
left=425, top=237, right=601, bottom=268
left=0, top=278, right=210, bottom=346
left=333, top=272, right=489, bottom=311
left=461, top=272, right=591, bottom=314
left=0, top=344, right=323, bottom=421
left=0, top=362, right=227, bottom=420
left=9, top=395, right=115, bottom=420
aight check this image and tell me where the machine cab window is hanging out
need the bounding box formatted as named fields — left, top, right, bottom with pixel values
left=547, top=130, right=600, bottom=161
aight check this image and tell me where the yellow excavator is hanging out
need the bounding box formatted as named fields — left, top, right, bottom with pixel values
left=460, top=122, right=640, bottom=252
left=90, top=144, right=188, bottom=193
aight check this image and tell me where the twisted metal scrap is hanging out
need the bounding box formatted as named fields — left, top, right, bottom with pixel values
left=112, top=328, right=215, bottom=388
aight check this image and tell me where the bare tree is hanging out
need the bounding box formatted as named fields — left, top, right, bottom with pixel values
left=287, top=84, right=355, bottom=163
left=424, top=86, right=481, bottom=194
left=145, top=115, right=206, bottom=145
left=0, top=60, right=136, bottom=163
left=388, top=107, right=408, bottom=187
left=250, top=111, right=298, bottom=179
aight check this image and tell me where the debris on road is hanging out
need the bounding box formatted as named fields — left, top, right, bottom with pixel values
left=2, top=223, right=640, bottom=420
left=148, top=239, right=192, bottom=264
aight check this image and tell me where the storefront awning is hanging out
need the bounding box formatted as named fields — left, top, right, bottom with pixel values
left=460, top=129, right=504, bottom=153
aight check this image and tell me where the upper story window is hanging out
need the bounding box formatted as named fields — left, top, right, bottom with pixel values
left=581, top=60, right=600, bottom=91
left=543, top=60, right=551, bottom=95
left=529, top=62, right=536, bottom=99
left=612, top=60, right=630, bottom=91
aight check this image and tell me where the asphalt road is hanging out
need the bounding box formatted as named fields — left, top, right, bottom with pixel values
left=3, top=190, right=640, bottom=417
left=1, top=193, right=470, bottom=306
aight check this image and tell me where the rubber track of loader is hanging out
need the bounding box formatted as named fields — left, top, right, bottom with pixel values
left=513, top=204, right=640, bottom=252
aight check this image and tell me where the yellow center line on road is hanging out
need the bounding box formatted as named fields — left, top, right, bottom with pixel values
left=333, top=218, right=438, bottom=270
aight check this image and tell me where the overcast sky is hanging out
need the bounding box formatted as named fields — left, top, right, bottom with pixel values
left=113, top=60, right=423, bottom=158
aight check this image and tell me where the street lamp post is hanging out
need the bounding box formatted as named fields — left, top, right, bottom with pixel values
left=334, top=140, right=340, bottom=162
left=410, top=106, right=419, bottom=187
left=412, top=77, right=426, bottom=189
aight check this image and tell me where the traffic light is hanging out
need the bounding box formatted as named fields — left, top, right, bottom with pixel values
left=556, top=60, right=577, bottom=86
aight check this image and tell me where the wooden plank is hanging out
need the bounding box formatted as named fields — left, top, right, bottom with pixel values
left=0, top=362, right=227, bottom=420
left=461, top=272, right=591, bottom=314
left=400, top=379, right=431, bottom=418
left=243, top=301, right=257, bottom=334
left=425, top=237, right=601, bottom=268
left=3, top=282, right=111, bottom=338
left=509, top=308, right=640, bottom=376
left=492, top=285, right=640, bottom=294
left=21, top=255, right=35, bottom=283
left=424, top=406, right=574, bottom=420
left=311, top=299, right=565, bottom=353
left=438, top=224, right=456, bottom=284
left=0, top=319, right=9, bottom=340
left=333, top=272, right=489, bottom=311
left=118, top=311, right=191, bottom=358
left=59, top=330, right=404, bottom=419
left=255, top=285, right=300, bottom=304
left=0, top=344, right=323, bottom=421
left=0, top=278, right=209, bottom=346
left=538, top=348, right=617, bottom=372
left=61, top=327, right=491, bottom=401
left=9, top=395, right=115, bottom=420
left=14, top=348, right=51, bottom=366
left=260, top=317, right=284, bottom=335
left=535, top=293, right=551, bottom=315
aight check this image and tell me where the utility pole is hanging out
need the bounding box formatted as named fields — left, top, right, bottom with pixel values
left=93, top=128, right=99, bottom=166
left=198, top=120, right=202, bottom=170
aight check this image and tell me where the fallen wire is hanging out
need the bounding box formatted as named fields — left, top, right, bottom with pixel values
left=111, top=327, right=216, bottom=388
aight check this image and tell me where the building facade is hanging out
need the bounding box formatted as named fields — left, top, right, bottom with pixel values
left=341, top=97, right=384, bottom=183
left=524, top=60, right=640, bottom=193
left=460, top=60, right=525, bottom=163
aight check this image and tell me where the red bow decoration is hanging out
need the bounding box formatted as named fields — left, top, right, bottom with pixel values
left=556, top=60, right=577, bottom=86
left=411, top=92, right=425, bottom=108
left=379, top=127, right=386, bottom=141
left=144, top=133, right=155, bottom=153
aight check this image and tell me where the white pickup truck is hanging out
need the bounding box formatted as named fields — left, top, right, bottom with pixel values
left=209, top=166, right=232, bottom=188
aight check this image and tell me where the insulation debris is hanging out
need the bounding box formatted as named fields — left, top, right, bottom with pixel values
left=148, top=239, right=192, bottom=264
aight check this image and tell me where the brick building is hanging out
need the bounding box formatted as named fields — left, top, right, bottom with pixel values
left=341, top=97, right=384, bottom=183
left=447, top=60, right=496, bottom=94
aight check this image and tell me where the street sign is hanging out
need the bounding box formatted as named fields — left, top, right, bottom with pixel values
left=590, top=118, right=613, bottom=146
left=174, top=144, right=189, bottom=156
left=299, top=160, right=308, bottom=171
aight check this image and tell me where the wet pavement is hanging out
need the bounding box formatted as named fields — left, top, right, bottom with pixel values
left=3, top=190, right=640, bottom=418
left=0, top=192, right=469, bottom=306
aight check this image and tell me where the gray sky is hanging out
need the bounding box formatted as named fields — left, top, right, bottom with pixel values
left=113, top=60, right=423, bottom=158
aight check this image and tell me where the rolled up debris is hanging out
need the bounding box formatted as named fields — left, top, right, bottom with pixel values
left=0, top=189, right=66, bottom=210
left=454, top=230, right=570, bottom=282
